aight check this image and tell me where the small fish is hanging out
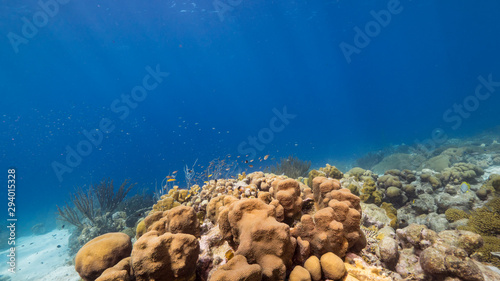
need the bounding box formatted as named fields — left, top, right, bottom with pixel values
left=460, top=182, right=471, bottom=193
left=208, top=174, right=212, bottom=178
left=264, top=155, right=269, bottom=160
left=225, top=249, right=234, bottom=260
left=245, top=160, right=249, bottom=163
left=167, top=179, right=176, bottom=182
left=203, top=181, right=209, bottom=184
left=172, top=171, right=178, bottom=174
left=166, top=176, right=173, bottom=179
left=61, top=225, right=65, bottom=229
left=249, top=159, right=254, bottom=162
left=249, top=165, right=253, bottom=168
left=412, top=199, right=415, bottom=204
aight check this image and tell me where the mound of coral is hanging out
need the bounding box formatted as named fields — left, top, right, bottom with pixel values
left=73, top=151, right=500, bottom=281
left=73, top=170, right=379, bottom=281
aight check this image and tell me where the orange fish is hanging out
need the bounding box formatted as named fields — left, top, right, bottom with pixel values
left=167, top=179, right=176, bottom=182
left=264, top=155, right=269, bottom=160
left=172, top=171, right=178, bottom=174
left=166, top=176, right=172, bottom=179
left=249, top=165, right=253, bottom=168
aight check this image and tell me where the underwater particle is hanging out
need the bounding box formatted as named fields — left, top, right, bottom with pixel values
left=57, top=245, right=61, bottom=248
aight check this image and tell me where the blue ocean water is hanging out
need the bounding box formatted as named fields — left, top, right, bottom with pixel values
left=1, top=0, right=499, bottom=236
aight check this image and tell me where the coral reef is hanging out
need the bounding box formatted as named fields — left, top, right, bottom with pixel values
left=69, top=140, right=500, bottom=281
left=394, top=224, right=500, bottom=280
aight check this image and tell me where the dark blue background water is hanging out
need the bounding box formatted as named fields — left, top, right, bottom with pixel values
left=1, top=0, right=499, bottom=235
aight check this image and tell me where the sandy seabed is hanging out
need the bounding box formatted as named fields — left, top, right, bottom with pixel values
left=0, top=228, right=80, bottom=281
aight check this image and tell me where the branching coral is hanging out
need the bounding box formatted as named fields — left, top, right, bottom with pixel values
left=467, top=197, right=500, bottom=236
left=445, top=208, right=470, bottom=223
left=93, top=179, right=135, bottom=214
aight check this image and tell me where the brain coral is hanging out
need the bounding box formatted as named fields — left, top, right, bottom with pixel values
left=217, top=198, right=296, bottom=281
left=75, top=232, right=132, bottom=281
left=131, top=231, right=200, bottom=281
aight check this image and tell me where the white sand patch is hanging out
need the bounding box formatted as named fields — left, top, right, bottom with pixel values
left=0, top=228, right=80, bottom=281
left=483, top=165, right=500, bottom=180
